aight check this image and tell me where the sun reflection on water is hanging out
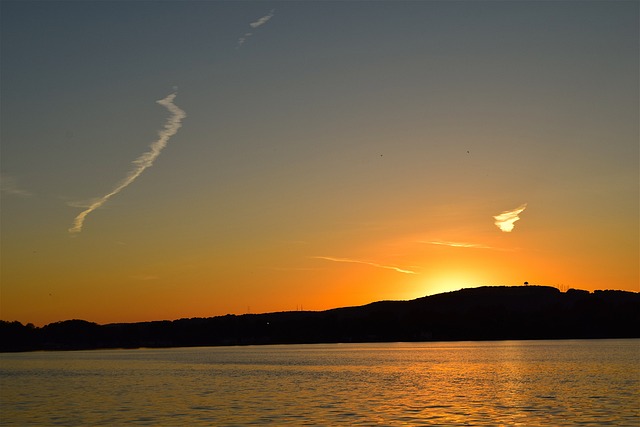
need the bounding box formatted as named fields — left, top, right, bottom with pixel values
left=0, top=340, right=638, bottom=425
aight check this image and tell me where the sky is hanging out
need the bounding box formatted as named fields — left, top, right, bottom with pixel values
left=1, top=0, right=638, bottom=326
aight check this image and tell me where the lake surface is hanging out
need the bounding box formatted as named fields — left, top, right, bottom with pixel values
left=1, top=339, right=638, bottom=426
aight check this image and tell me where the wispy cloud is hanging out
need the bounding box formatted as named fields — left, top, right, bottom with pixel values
left=68, top=92, right=186, bottom=234
left=424, top=240, right=495, bottom=249
left=237, top=9, right=275, bottom=48
left=493, top=203, right=527, bottom=232
left=250, top=9, right=275, bottom=28
left=0, top=174, right=32, bottom=197
left=237, top=32, right=253, bottom=48
left=422, top=240, right=515, bottom=252
left=312, top=256, right=417, bottom=274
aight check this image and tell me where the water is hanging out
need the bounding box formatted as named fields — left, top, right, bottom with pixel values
left=1, top=340, right=638, bottom=426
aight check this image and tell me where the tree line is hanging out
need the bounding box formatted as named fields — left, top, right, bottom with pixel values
left=1, top=286, right=638, bottom=352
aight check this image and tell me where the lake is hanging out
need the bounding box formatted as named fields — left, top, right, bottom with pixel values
left=1, top=340, right=638, bottom=426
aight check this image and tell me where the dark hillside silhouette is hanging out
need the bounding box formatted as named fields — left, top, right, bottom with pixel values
left=1, top=286, right=638, bottom=352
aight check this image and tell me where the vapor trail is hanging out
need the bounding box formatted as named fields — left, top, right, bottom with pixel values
left=312, top=256, right=417, bottom=274
left=250, top=9, right=275, bottom=28
left=237, top=9, right=275, bottom=48
left=424, top=240, right=495, bottom=249
left=423, top=240, right=514, bottom=251
left=69, top=92, right=186, bottom=234
left=0, top=174, right=32, bottom=197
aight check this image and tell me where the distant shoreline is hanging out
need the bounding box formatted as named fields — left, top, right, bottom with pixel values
left=2, top=286, right=638, bottom=352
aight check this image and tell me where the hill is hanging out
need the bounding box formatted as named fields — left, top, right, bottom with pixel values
left=1, top=286, right=638, bottom=352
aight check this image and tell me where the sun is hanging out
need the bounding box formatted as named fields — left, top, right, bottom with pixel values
left=393, top=272, right=476, bottom=301
left=418, top=271, right=483, bottom=297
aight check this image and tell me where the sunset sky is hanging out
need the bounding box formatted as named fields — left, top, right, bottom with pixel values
left=1, top=1, right=638, bottom=326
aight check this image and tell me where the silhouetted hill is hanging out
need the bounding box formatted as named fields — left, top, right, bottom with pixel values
left=1, top=286, right=638, bottom=352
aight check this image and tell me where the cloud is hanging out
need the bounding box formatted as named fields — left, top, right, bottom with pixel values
left=493, top=203, right=527, bottom=232
left=68, top=92, right=186, bottom=234
left=422, top=240, right=516, bottom=252
left=237, top=32, right=252, bottom=48
left=66, top=197, right=102, bottom=209
left=0, top=174, right=32, bottom=197
left=312, top=256, right=417, bottom=274
left=237, top=9, right=275, bottom=48
left=250, top=9, right=275, bottom=28
left=424, top=240, right=495, bottom=249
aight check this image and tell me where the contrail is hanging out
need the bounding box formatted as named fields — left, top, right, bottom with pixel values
left=69, top=92, right=186, bottom=234
left=237, top=9, right=275, bottom=48
left=0, top=173, right=32, bottom=197
left=424, top=240, right=495, bottom=249
left=493, top=203, right=527, bottom=232
left=250, top=9, right=275, bottom=29
left=422, top=240, right=514, bottom=251
left=312, top=256, right=417, bottom=274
